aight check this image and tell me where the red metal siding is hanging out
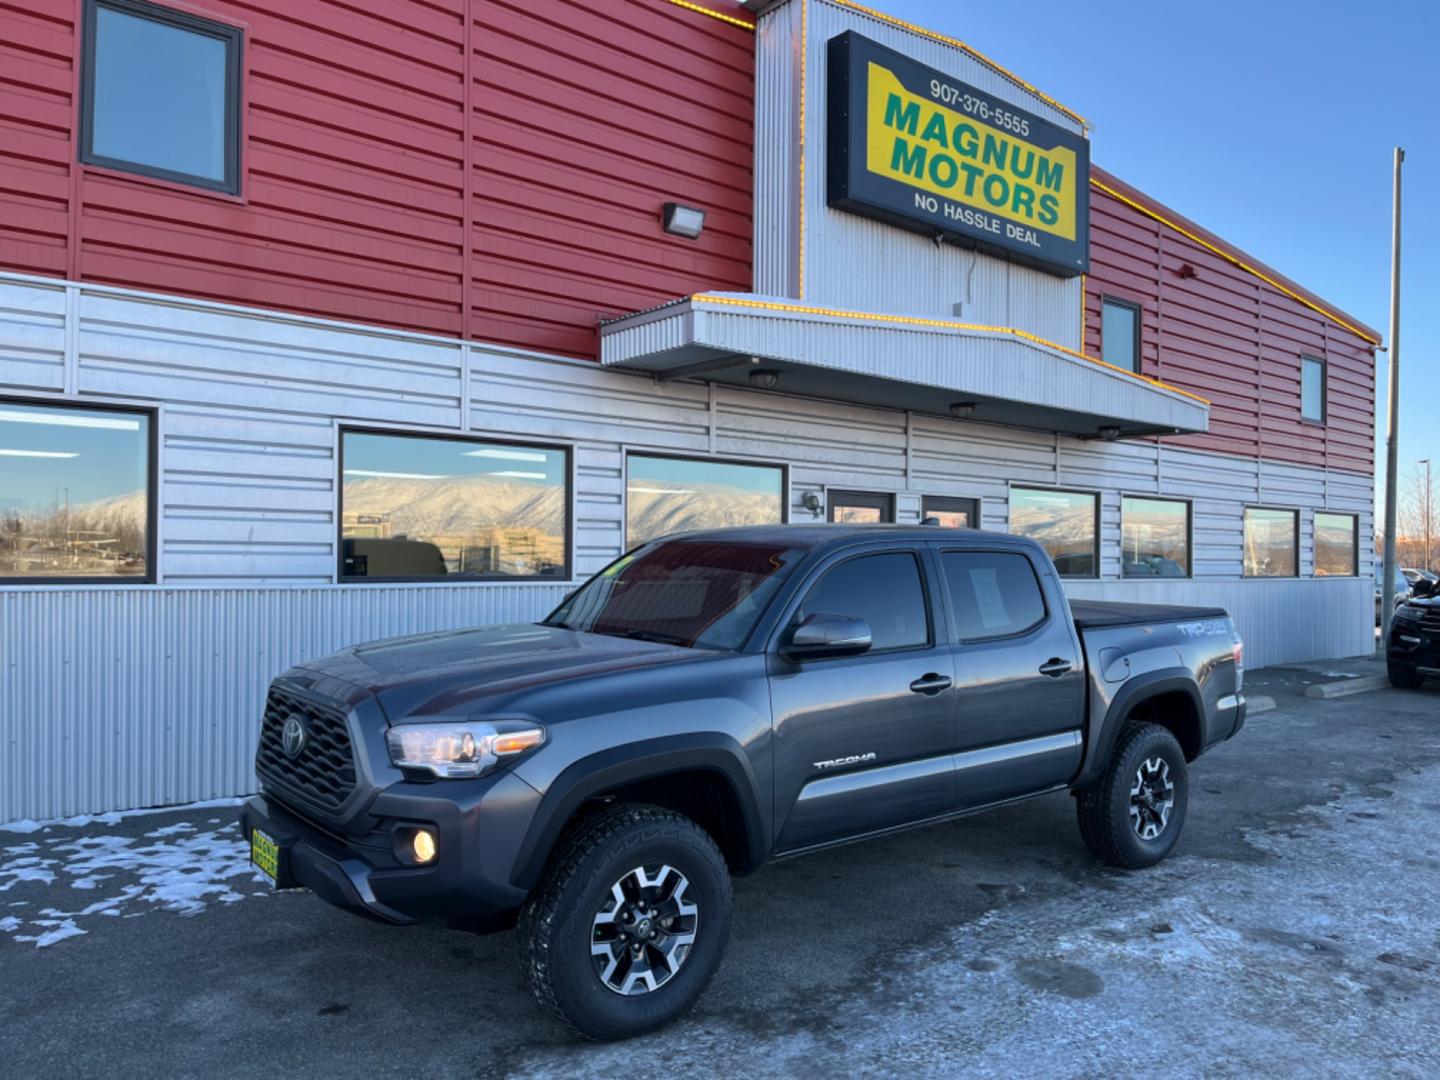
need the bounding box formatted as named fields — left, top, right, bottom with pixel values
left=1085, top=170, right=1377, bottom=476
left=0, top=0, right=753, bottom=356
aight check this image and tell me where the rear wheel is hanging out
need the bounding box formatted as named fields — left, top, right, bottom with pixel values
left=519, top=804, right=732, bottom=1040
left=1388, top=660, right=1425, bottom=689
left=1076, top=722, right=1189, bottom=869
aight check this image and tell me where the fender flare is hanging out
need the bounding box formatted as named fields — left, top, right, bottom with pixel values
left=510, top=732, right=768, bottom=890
left=1075, top=670, right=1205, bottom=789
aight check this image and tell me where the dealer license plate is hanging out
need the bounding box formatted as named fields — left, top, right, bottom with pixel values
left=251, top=827, right=280, bottom=885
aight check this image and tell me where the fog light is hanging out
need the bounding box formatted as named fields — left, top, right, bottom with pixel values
left=412, top=829, right=437, bottom=864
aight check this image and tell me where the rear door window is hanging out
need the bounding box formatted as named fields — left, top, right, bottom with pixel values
left=941, top=550, right=1047, bottom=641
left=796, top=551, right=931, bottom=651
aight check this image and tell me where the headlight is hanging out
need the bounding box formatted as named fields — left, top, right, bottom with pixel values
left=386, top=720, right=545, bottom=779
left=1393, top=603, right=1422, bottom=625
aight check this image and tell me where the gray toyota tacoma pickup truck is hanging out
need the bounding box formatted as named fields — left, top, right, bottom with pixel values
left=241, top=525, right=1246, bottom=1039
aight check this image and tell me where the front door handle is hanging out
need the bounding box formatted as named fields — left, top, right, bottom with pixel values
left=1039, top=658, right=1074, bottom=678
left=909, top=673, right=953, bottom=695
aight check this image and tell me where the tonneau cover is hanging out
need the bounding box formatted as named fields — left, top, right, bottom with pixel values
left=1068, top=599, right=1229, bottom=630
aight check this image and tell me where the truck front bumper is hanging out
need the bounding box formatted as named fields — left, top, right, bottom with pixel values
left=240, top=775, right=538, bottom=925
left=1389, top=623, right=1440, bottom=676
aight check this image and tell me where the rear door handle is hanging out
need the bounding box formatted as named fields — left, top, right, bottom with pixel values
left=1039, top=658, right=1074, bottom=678
left=909, top=673, right=953, bottom=695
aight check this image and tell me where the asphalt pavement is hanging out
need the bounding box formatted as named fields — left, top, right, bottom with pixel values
left=2, top=669, right=1437, bottom=1079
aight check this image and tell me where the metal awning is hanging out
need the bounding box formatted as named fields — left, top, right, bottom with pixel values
left=600, top=293, right=1209, bottom=438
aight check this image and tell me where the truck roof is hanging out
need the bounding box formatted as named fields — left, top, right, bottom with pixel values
left=656, top=523, right=1036, bottom=553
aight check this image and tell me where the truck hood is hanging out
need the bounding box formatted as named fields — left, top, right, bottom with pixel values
left=295, top=622, right=701, bottom=721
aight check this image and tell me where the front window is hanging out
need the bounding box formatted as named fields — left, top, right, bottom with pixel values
left=1010, top=487, right=1098, bottom=578
left=1243, top=507, right=1298, bottom=577
left=1314, top=511, right=1358, bottom=576
left=1102, top=298, right=1141, bottom=373
left=340, top=431, right=568, bottom=581
left=0, top=400, right=153, bottom=581
left=81, top=0, right=243, bottom=194
left=545, top=539, right=801, bottom=650
left=1121, top=496, right=1191, bottom=577
left=796, top=551, right=931, bottom=651
left=626, top=454, right=784, bottom=548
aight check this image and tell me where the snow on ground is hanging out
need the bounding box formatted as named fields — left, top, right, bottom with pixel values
left=0, top=802, right=271, bottom=948
left=0, top=797, right=244, bottom=834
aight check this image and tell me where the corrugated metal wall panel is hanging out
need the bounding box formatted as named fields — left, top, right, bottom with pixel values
left=0, top=279, right=67, bottom=391
left=0, top=583, right=570, bottom=822
left=1086, top=178, right=1377, bottom=476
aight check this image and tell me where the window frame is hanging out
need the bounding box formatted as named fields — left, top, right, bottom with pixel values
left=0, top=395, right=158, bottom=586
left=922, top=495, right=980, bottom=529
left=337, top=426, right=573, bottom=584
left=1101, top=295, right=1143, bottom=374
left=787, top=548, right=936, bottom=657
left=826, top=489, right=896, bottom=524
left=1242, top=505, right=1300, bottom=579
left=79, top=0, right=245, bottom=196
left=1007, top=484, right=1101, bottom=580
left=1119, top=493, right=1194, bottom=580
left=624, top=451, right=789, bottom=550
left=1300, top=355, right=1327, bottom=425
left=936, top=546, right=1051, bottom=644
left=1312, top=510, right=1359, bottom=578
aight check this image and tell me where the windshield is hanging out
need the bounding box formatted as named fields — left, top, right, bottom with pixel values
left=543, top=539, right=802, bottom=650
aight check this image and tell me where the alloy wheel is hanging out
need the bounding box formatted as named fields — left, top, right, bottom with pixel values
left=1129, top=756, right=1175, bottom=840
left=590, top=864, right=698, bottom=996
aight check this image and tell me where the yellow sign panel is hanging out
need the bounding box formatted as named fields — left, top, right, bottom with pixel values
left=864, top=62, right=1078, bottom=242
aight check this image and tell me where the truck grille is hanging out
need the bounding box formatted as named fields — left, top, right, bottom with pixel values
left=1419, top=608, right=1440, bottom=633
left=255, top=683, right=357, bottom=813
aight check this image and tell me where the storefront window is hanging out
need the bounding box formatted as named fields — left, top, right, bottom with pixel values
left=922, top=496, right=978, bottom=528
left=340, top=431, right=568, bottom=580
left=1121, top=496, right=1190, bottom=577
left=0, top=400, right=153, bottom=581
left=1009, top=487, right=1098, bottom=577
left=1313, top=511, right=1358, bottom=576
left=626, top=455, right=784, bottom=548
left=1243, top=507, right=1298, bottom=577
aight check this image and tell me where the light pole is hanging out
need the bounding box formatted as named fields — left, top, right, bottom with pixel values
left=1421, top=457, right=1433, bottom=574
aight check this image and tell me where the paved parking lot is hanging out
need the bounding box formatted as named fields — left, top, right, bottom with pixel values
left=3, top=670, right=1437, bottom=1079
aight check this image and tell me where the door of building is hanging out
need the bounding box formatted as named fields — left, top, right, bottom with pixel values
left=827, top=490, right=895, bottom=523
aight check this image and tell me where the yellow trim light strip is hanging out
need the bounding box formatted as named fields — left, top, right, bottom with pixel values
left=659, top=0, right=756, bottom=30
left=691, top=293, right=1211, bottom=405
left=1090, top=178, right=1380, bottom=346
left=829, top=0, right=1088, bottom=128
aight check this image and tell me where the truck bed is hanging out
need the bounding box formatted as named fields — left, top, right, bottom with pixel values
left=1068, top=599, right=1229, bottom=629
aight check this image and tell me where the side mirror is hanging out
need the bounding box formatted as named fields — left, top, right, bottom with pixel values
left=783, top=612, right=872, bottom=661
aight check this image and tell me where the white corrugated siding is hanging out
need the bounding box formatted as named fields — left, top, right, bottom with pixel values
left=0, top=274, right=1375, bottom=822
left=753, top=0, right=1085, bottom=346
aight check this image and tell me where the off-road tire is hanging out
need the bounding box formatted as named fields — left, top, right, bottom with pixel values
left=519, top=803, right=732, bottom=1040
left=1076, top=722, right=1189, bottom=869
left=1388, top=661, right=1425, bottom=689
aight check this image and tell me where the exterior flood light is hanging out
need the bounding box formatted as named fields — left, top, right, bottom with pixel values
left=1099, top=425, right=1122, bottom=441
left=749, top=368, right=780, bottom=389
left=949, top=402, right=977, bottom=419
left=662, top=202, right=706, bottom=239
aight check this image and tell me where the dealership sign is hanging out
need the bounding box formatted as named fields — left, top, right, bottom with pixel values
left=827, top=31, right=1090, bottom=276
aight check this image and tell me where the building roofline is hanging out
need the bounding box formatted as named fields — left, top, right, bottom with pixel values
left=1091, top=166, right=1382, bottom=347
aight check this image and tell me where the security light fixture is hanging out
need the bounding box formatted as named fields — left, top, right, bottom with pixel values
left=661, top=202, right=706, bottom=239
left=949, top=402, right=977, bottom=420
left=1099, top=425, right=1122, bottom=441
left=800, top=491, right=823, bottom=517
left=749, top=368, right=780, bottom=390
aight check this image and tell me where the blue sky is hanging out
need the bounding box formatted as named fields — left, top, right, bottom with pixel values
left=883, top=0, right=1439, bottom=513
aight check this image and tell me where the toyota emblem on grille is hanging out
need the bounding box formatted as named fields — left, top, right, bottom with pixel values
left=281, top=714, right=308, bottom=758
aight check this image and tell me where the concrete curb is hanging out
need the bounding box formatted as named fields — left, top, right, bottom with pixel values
left=1303, top=674, right=1390, bottom=700
left=1246, top=695, right=1276, bottom=714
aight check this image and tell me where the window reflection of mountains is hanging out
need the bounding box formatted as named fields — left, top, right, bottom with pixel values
left=628, top=482, right=783, bottom=547
left=1, top=490, right=147, bottom=576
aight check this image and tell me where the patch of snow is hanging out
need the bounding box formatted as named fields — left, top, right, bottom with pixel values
left=15, top=918, right=86, bottom=947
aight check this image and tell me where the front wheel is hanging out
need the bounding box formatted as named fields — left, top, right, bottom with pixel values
left=1388, top=660, right=1425, bottom=689
left=519, top=804, right=732, bottom=1040
left=1076, top=722, right=1189, bottom=869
